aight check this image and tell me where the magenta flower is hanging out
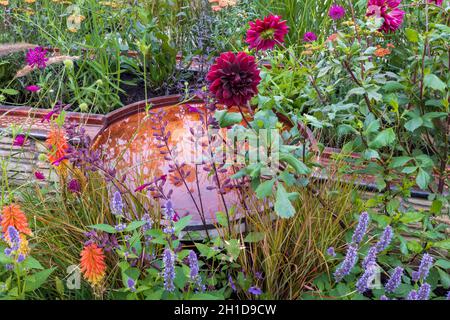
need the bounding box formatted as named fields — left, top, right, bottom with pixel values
left=34, top=171, right=45, bottom=181
left=13, top=134, right=26, bottom=147
left=303, top=31, right=317, bottom=42
left=366, top=0, right=405, bottom=33
left=329, top=5, right=346, bottom=20
left=428, top=0, right=443, bottom=5
left=68, top=178, right=81, bottom=193
left=207, top=52, right=261, bottom=107
left=25, top=85, right=41, bottom=92
left=246, top=14, right=289, bottom=51
left=25, top=46, right=48, bottom=69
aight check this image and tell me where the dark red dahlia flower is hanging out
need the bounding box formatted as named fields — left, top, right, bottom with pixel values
left=246, top=15, right=289, bottom=51
left=366, top=0, right=405, bottom=33
left=207, top=52, right=261, bottom=107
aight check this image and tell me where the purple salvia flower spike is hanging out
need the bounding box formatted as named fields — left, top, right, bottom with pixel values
left=417, top=283, right=431, bottom=300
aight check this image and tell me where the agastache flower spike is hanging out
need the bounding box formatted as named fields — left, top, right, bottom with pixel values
left=111, top=191, right=124, bottom=216
left=356, top=263, right=377, bottom=293
left=188, top=250, right=205, bottom=291
left=352, top=212, right=370, bottom=244
left=412, top=253, right=433, bottom=282
left=384, top=266, right=403, bottom=293
left=362, top=246, right=377, bottom=270
left=376, top=225, right=393, bottom=252
left=417, top=283, right=431, bottom=300
left=334, top=244, right=358, bottom=282
left=163, top=249, right=176, bottom=292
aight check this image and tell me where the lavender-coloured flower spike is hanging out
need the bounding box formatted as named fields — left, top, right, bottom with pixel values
left=417, top=283, right=431, bottom=300
left=376, top=225, right=393, bottom=253
left=412, top=253, right=433, bottom=282
left=188, top=250, right=205, bottom=291
left=385, top=266, right=403, bottom=293
left=356, top=263, right=377, bottom=294
left=380, top=295, right=389, bottom=300
left=406, top=290, right=419, bottom=300
left=163, top=249, right=176, bottom=292
left=162, top=201, right=176, bottom=235
left=334, top=244, right=358, bottom=282
left=111, top=191, right=124, bottom=216
left=352, top=212, right=370, bottom=244
left=228, top=274, right=236, bottom=292
left=446, top=291, right=450, bottom=300
left=362, top=246, right=377, bottom=270
left=327, top=247, right=336, bottom=257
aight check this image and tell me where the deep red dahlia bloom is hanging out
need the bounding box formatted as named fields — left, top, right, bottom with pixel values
left=207, top=52, right=261, bottom=107
left=366, top=0, right=405, bottom=33
left=246, top=15, right=289, bottom=51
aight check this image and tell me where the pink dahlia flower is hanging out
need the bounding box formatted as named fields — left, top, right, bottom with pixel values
left=34, top=171, right=45, bottom=181
left=303, top=31, right=317, bottom=42
left=246, top=15, right=289, bottom=51
left=428, top=0, right=443, bottom=5
left=25, top=85, right=41, bottom=92
left=25, top=46, right=48, bottom=69
left=207, top=52, right=261, bottom=107
left=366, top=0, right=405, bottom=33
left=329, top=5, right=346, bottom=20
left=13, top=134, right=26, bottom=147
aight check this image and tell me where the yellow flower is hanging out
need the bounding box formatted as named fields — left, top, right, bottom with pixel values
left=24, top=0, right=36, bottom=3
left=0, top=0, right=9, bottom=6
left=67, top=14, right=85, bottom=25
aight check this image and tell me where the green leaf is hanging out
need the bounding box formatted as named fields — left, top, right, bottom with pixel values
left=23, top=256, right=44, bottom=270
left=190, top=293, right=222, bottom=300
left=24, top=268, right=56, bottom=292
left=89, top=224, right=117, bottom=233
left=404, top=117, right=423, bottom=132
left=278, top=153, right=310, bottom=174
left=405, top=28, right=419, bottom=42
left=406, top=240, right=423, bottom=253
left=255, top=179, right=275, bottom=199
left=369, top=128, right=396, bottom=149
left=0, top=88, right=19, bottom=95
left=424, top=74, right=446, bottom=92
left=244, top=232, right=265, bottom=243
left=433, top=239, right=450, bottom=250
left=274, top=184, right=296, bottom=218
left=215, top=110, right=243, bottom=128
left=416, top=168, right=430, bottom=190
left=435, top=259, right=450, bottom=269
left=174, top=215, right=192, bottom=234
left=389, top=156, right=412, bottom=168
left=437, top=268, right=450, bottom=288
left=125, top=220, right=146, bottom=232
left=215, top=212, right=228, bottom=227
left=400, top=211, right=424, bottom=223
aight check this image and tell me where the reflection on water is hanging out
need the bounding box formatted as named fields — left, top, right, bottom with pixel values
left=93, top=103, right=242, bottom=226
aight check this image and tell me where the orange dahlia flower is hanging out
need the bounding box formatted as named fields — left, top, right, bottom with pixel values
left=46, top=127, right=69, bottom=165
left=80, top=243, right=107, bottom=286
left=1, top=204, right=32, bottom=236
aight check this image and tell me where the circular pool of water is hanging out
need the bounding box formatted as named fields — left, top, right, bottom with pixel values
left=93, top=98, right=245, bottom=229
